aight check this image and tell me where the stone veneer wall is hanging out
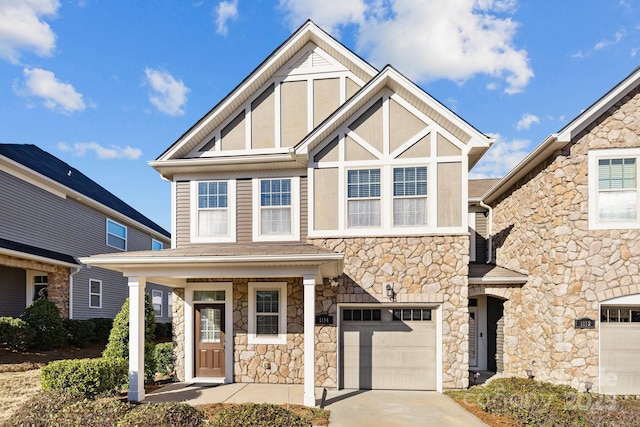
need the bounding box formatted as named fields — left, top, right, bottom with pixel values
left=0, top=254, right=70, bottom=317
left=310, top=236, right=470, bottom=390
left=172, top=288, right=185, bottom=382
left=491, top=86, right=640, bottom=391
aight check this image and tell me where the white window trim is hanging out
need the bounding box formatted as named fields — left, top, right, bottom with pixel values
left=89, top=279, right=102, bottom=309
left=190, top=179, right=237, bottom=243
left=346, top=167, right=382, bottom=229
left=252, top=177, right=300, bottom=242
left=26, top=271, right=48, bottom=307
left=248, top=282, right=287, bottom=345
left=106, top=218, right=127, bottom=251
left=392, top=166, right=428, bottom=227
left=152, top=289, right=163, bottom=318
left=588, top=148, right=640, bottom=230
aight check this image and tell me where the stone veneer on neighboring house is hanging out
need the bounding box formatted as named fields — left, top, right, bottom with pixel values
left=490, top=87, right=640, bottom=391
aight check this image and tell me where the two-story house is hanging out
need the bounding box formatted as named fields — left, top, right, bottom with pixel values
left=82, top=21, right=492, bottom=404
left=471, top=67, right=640, bottom=395
left=0, top=144, right=172, bottom=323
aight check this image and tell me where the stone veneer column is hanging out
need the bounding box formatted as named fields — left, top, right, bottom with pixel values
left=48, top=267, right=70, bottom=318
left=172, top=288, right=185, bottom=382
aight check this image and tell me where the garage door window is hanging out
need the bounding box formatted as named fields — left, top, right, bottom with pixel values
left=343, top=309, right=381, bottom=321
left=393, top=308, right=432, bottom=321
left=601, top=306, right=640, bottom=323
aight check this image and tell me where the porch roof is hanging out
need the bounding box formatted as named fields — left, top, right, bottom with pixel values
left=468, top=263, right=528, bottom=285
left=0, top=237, right=79, bottom=268
left=79, top=243, right=344, bottom=285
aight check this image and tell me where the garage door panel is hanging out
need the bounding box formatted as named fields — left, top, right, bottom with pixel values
left=600, top=313, right=640, bottom=395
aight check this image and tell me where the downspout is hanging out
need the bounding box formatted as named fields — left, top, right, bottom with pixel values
left=479, top=201, right=493, bottom=264
left=69, top=266, right=81, bottom=319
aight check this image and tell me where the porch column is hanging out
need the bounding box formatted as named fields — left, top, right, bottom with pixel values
left=303, top=274, right=317, bottom=406
left=128, top=276, right=146, bottom=402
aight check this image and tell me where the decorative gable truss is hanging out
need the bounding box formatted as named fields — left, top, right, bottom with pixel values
left=187, top=43, right=368, bottom=157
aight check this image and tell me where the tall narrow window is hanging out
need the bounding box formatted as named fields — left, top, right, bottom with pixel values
left=248, top=282, right=287, bottom=344
left=89, top=279, right=102, bottom=308
left=197, top=181, right=229, bottom=236
left=260, top=179, right=291, bottom=235
left=152, top=290, right=163, bottom=317
left=347, top=169, right=381, bottom=227
left=107, top=219, right=127, bottom=250
left=598, top=158, right=637, bottom=222
left=393, top=166, right=427, bottom=226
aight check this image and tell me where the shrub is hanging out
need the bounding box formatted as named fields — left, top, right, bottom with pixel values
left=41, top=357, right=128, bottom=398
left=155, top=322, right=173, bottom=340
left=118, top=402, right=204, bottom=427
left=20, top=299, right=67, bottom=350
left=64, top=318, right=97, bottom=347
left=154, top=342, right=174, bottom=377
left=211, top=403, right=310, bottom=427
left=103, top=294, right=156, bottom=383
left=52, top=399, right=130, bottom=427
left=0, top=316, right=34, bottom=351
left=6, top=389, right=83, bottom=427
left=91, top=317, right=114, bottom=342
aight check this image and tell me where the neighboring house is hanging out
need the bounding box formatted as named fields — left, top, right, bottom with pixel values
left=0, top=144, right=173, bottom=324
left=477, top=67, right=640, bottom=395
left=81, top=21, right=493, bottom=404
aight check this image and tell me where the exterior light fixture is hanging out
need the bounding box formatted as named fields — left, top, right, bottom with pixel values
left=526, top=369, right=535, bottom=380
left=585, top=381, right=593, bottom=393
left=386, top=284, right=396, bottom=301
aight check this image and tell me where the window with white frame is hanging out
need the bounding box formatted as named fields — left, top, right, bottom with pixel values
left=589, top=149, right=640, bottom=229
left=248, top=282, right=287, bottom=344
left=152, top=290, right=163, bottom=317
left=152, top=239, right=163, bottom=250
left=347, top=169, right=381, bottom=227
left=191, top=180, right=236, bottom=242
left=89, top=279, right=102, bottom=308
left=107, top=219, right=127, bottom=250
left=253, top=177, right=299, bottom=241
left=167, top=291, right=173, bottom=318
left=393, top=166, right=427, bottom=226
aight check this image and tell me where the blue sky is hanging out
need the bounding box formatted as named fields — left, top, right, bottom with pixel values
left=1, top=0, right=639, bottom=233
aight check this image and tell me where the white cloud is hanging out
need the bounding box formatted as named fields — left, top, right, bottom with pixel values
left=144, top=68, right=190, bottom=116
left=215, top=0, right=239, bottom=36
left=516, top=113, right=540, bottom=130
left=57, top=142, right=142, bottom=160
left=594, top=30, right=625, bottom=50
left=469, top=133, right=531, bottom=178
left=20, top=67, right=85, bottom=114
left=0, top=0, right=59, bottom=63
left=279, top=0, right=533, bottom=94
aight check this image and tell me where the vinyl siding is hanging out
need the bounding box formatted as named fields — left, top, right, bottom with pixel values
left=175, top=180, right=190, bottom=247
left=237, top=178, right=252, bottom=244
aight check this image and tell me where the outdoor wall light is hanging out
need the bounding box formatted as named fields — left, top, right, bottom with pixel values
left=526, top=369, right=535, bottom=380
left=386, top=284, right=396, bottom=301
left=585, top=381, right=593, bottom=393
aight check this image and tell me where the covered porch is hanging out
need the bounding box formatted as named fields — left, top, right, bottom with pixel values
left=80, top=243, right=343, bottom=407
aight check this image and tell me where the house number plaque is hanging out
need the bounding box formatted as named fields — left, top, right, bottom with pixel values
left=574, top=318, right=596, bottom=329
left=315, top=314, right=333, bottom=325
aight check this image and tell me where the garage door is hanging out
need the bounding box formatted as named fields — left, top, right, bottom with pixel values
left=600, top=305, right=640, bottom=394
left=340, top=307, right=436, bottom=390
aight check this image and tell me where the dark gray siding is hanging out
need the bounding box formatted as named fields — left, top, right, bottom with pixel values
left=0, top=266, right=26, bottom=317
left=0, top=169, right=171, bottom=320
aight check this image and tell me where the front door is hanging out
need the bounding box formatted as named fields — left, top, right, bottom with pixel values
left=195, top=303, right=225, bottom=377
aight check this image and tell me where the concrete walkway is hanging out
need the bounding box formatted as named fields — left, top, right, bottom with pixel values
left=144, top=383, right=487, bottom=426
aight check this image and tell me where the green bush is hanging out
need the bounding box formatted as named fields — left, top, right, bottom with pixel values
left=155, top=322, right=173, bottom=340
left=211, top=403, right=310, bottom=427
left=5, top=389, right=83, bottom=427
left=64, top=318, right=97, bottom=347
left=103, top=294, right=156, bottom=383
left=41, top=357, right=128, bottom=398
left=118, top=402, right=204, bottom=427
left=91, top=317, right=114, bottom=342
left=20, top=299, right=67, bottom=350
left=0, top=316, right=34, bottom=351
left=52, top=399, right=130, bottom=427
left=154, top=342, right=174, bottom=377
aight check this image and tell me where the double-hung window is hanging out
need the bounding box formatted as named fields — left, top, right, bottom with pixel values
left=393, top=166, right=427, bottom=226
left=151, top=290, right=163, bottom=317
left=248, top=282, right=287, bottom=344
left=192, top=180, right=236, bottom=242
left=589, top=149, right=640, bottom=229
left=254, top=177, right=299, bottom=241
left=107, top=219, right=127, bottom=250
left=89, top=279, right=102, bottom=308
left=347, top=169, right=381, bottom=227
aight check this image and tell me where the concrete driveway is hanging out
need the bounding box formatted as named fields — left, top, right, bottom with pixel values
left=144, top=383, right=486, bottom=426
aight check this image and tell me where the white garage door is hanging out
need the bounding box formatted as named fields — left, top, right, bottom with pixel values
left=600, top=305, right=640, bottom=394
left=340, top=307, right=436, bottom=390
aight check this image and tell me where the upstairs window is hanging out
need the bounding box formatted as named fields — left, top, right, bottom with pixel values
left=107, top=219, right=127, bottom=250
left=589, top=149, right=640, bottom=229
left=192, top=180, right=236, bottom=242
left=253, top=177, right=299, bottom=241
left=393, top=167, right=427, bottom=226
left=347, top=169, right=381, bottom=227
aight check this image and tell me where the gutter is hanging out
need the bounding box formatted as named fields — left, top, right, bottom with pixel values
left=69, top=266, right=81, bottom=319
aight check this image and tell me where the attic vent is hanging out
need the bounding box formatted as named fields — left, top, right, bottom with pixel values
left=291, top=51, right=331, bottom=70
